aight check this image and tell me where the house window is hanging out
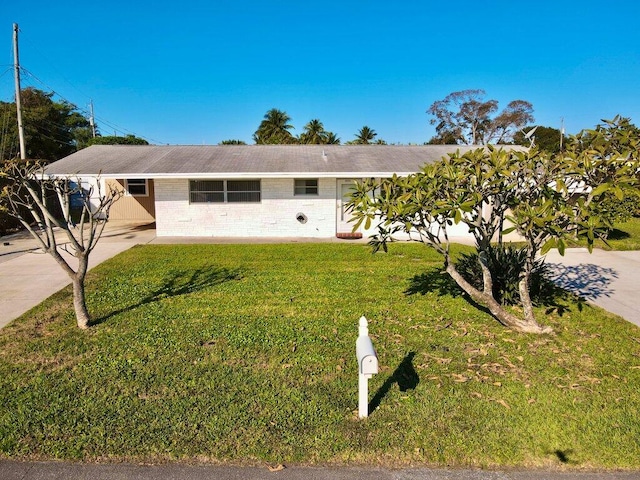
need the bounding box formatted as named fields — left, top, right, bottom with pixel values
left=227, top=180, right=261, bottom=203
left=190, top=180, right=224, bottom=203
left=125, top=179, right=148, bottom=196
left=190, top=180, right=261, bottom=203
left=294, top=179, right=319, bottom=196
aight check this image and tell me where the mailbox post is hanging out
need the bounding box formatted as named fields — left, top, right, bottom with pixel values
left=356, top=316, right=378, bottom=418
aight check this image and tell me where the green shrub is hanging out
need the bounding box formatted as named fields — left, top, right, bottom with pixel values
left=455, top=244, right=551, bottom=305
left=598, top=193, right=640, bottom=225
left=0, top=209, right=22, bottom=236
left=0, top=176, right=23, bottom=235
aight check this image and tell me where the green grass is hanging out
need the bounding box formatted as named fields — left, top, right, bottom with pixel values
left=571, top=217, right=640, bottom=251
left=1, top=243, right=640, bottom=469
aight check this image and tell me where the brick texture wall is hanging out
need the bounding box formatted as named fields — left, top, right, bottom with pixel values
left=155, top=178, right=339, bottom=237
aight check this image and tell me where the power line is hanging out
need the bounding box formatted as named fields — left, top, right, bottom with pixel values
left=0, top=66, right=12, bottom=81
left=10, top=25, right=164, bottom=145
left=1, top=101, right=14, bottom=158
left=18, top=27, right=95, bottom=105
left=17, top=67, right=163, bottom=145
left=24, top=125, right=76, bottom=148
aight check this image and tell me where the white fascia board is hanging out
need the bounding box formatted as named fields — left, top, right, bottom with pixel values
left=87, top=171, right=416, bottom=179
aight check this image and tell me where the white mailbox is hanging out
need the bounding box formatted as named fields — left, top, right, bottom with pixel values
left=356, top=335, right=378, bottom=377
left=356, top=316, right=378, bottom=418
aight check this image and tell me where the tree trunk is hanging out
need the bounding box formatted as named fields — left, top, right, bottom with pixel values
left=518, top=253, right=537, bottom=326
left=445, top=264, right=551, bottom=334
left=73, top=278, right=91, bottom=330
left=519, top=242, right=547, bottom=329
left=72, top=276, right=91, bottom=329
left=72, top=254, right=91, bottom=330
left=477, top=250, right=494, bottom=296
left=518, top=276, right=536, bottom=326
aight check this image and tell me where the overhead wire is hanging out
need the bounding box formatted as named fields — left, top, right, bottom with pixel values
left=1, top=26, right=16, bottom=102
left=8, top=25, right=164, bottom=146
left=19, top=75, right=86, bottom=136
left=1, top=101, right=14, bottom=158
left=24, top=125, right=75, bottom=148
left=18, top=28, right=95, bottom=107
left=1, top=35, right=17, bottom=158
left=20, top=66, right=163, bottom=144
left=0, top=66, right=13, bottom=81
left=0, top=61, right=15, bottom=158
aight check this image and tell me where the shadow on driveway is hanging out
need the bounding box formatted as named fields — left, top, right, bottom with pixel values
left=545, top=262, right=618, bottom=301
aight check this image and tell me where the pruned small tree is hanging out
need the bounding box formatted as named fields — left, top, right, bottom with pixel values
left=348, top=117, right=639, bottom=334
left=0, top=160, right=121, bottom=329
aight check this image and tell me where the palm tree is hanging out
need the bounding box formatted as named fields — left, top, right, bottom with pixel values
left=325, top=132, right=341, bottom=144
left=253, top=108, right=296, bottom=144
left=299, top=119, right=328, bottom=144
left=353, top=126, right=377, bottom=144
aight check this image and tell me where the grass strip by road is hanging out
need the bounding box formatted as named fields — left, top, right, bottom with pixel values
left=1, top=243, right=639, bottom=469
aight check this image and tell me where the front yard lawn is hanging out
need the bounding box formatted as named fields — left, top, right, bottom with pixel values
left=570, top=217, right=640, bottom=251
left=602, top=217, right=640, bottom=250
left=1, top=243, right=639, bottom=469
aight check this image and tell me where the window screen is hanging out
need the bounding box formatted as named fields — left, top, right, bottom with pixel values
left=294, top=179, right=318, bottom=195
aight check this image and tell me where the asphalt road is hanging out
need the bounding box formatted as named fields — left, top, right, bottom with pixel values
left=1, top=460, right=639, bottom=480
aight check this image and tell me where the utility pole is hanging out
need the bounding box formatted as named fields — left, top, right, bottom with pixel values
left=89, top=99, right=96, bottom=138
left=13, top=23, right=26, bottom=160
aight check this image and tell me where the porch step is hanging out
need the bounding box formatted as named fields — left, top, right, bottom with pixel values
left=336, top=232, right=363, bottom=239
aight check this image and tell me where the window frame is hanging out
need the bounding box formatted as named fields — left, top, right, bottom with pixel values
left=293, top=178, right=319, bottom=196
left=189, top=180, right=224, bottom=203
left=189, top=179, right=261, bottom=204
left=125, top=178, right=148, bottom=197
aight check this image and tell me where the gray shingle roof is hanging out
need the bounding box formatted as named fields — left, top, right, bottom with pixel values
left=45, top=144, right=526, bottom=178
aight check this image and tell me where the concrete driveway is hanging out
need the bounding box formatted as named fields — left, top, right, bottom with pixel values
left=543, top=248, right=640, bottom=328
left=0, top=222, right=155, bottom=329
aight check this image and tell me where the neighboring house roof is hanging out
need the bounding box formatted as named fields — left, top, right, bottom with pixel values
left=45, top=144, right=527, bottom=179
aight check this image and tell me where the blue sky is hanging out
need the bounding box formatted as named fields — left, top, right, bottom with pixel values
left=2, top=0, right=639, bottom=145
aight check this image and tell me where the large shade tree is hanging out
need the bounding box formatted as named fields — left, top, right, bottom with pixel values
left=427, top=89, right=534, bottom=145
left=0, top=88, right=92, bottom=162
left=88, top=134, right=149, bottom=146
left=349, top=116, right=639, bottom=334
left=513, top=125, right=566, bottom=154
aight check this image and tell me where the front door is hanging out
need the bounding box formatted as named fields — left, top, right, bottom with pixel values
left=336, top=179, right=362, bottom=238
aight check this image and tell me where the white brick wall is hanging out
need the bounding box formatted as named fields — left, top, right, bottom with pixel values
left=155, top=178, right=339, bottom=237
left=154, top=177, right=475, bottom=239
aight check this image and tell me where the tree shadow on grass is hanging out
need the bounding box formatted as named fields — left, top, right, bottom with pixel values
left=541, top=448, right=576, bottom=465
left=404, top=265, right=588, bottom=318
left=369, top=352, right=419, bottom=415
left=606, top=228, right=630, bottom=241
left=405, top=268, right=464, bottom=298
left=90, top=266, right=243, bottom=326
left=404, top=268, right=494, bottom=317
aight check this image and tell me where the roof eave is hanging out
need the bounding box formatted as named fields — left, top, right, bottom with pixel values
left=53, top=171, right=417, bottom=179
